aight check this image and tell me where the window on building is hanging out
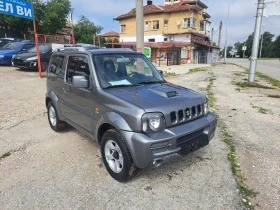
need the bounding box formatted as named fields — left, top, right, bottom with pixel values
left=200, top=21, right=205, bottom=31
left=148, top=38, right=155, bottom=42
left=120, top=25, right=126, bottom=33
left=145, top=21, right=150, bottom=31
left=164, top=38, right=168, bottom=42
left=164, top=20, right=169, bottom=27
left=183, top=18, right=196, bottom=28
left=153, top=20, right=159, bottom=30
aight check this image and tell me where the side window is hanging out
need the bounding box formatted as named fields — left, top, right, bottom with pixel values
left=49, top=55, right=65, bottom=78
left=22, top=44, right=34, bottom=51
left=66, top=56, right=90, bottom=84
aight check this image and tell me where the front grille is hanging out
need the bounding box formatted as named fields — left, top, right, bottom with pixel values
left=170, top=104, right=204, bottom=125
left=176, top=129, right=204, bottom=146
left=13, top=59, right=25, bottom=66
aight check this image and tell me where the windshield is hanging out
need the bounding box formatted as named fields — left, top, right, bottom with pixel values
left=28, top=45, right=51, bottom=53
left=93, top=53, right=164, bottom=88
left=5, top=42, right=24, bottom=50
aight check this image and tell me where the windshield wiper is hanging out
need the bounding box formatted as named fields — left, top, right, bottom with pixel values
left=137, top=81, right=164, bottom=85
left=104, top=84, right=140, bottom=89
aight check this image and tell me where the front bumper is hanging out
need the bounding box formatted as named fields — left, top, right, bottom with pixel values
left=0, top=57, right=11, bottom=65
left=12, top=59, right=37, bottom=70
left=121, top=112, right=217, bottom=168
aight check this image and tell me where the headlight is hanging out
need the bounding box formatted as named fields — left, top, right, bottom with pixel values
left=204, top=99, right=209, bottom=115
left=142, top=113, right=165, bottom=133
left=26, top=56, right=38, bottom=61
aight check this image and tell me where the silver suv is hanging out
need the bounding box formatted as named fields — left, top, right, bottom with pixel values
left=45, top=49, right=217, bottom=182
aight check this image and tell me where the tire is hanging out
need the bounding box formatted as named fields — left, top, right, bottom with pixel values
left=47, top=101, right=66, bottom=132
left=101, top=129, right=138, bottom=182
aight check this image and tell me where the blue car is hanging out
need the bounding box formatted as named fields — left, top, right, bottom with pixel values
left=0, top=41, right=35, bottom=65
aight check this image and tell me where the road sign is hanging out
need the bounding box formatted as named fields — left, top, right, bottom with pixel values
left=242, top=46, right=247, bottom=51
left=0, top=0, right=34, bottom=20
left=144, top=47, right=151, bottom=59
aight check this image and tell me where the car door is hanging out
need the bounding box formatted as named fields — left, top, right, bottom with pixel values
left=60, top=54, right=95, bottom=132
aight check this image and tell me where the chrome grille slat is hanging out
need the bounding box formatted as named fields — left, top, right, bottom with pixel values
left=170, top=104, right=204, bottom=125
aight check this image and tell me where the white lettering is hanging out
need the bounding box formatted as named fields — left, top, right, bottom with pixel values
left=24, top=8, right=31, bottom=17
left=4, top=3, right=13, bottom=13
left=0, top=1, right=4, bottom=12
left=16, top=5, right=23, bottom=15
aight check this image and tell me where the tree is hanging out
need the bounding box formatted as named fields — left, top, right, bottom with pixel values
left=40, top=0, right=71, bottom=34
left=270, top=35, right=280, bottom=58
left=245, top=33, right=254, bottom=57
left=259, top=31, right=274, bottom=58
left=74, top=15, right=103, bottom=44
left=0, top=0, right=71, bottom=37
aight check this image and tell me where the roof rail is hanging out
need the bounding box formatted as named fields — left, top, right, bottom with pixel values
left=56, top=47, right=87, bottom=52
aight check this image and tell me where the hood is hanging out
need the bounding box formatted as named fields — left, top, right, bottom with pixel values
left=13, top=52, right=37, bottom=60
left=0, top=49, right=18, bottom=56
left=104, top=82, right=205, bottom=113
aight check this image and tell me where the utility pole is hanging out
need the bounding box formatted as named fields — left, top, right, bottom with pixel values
left=249, top=0, right=265, bottom=82
left=211, top=28, right=214, bottom=45
left=223, top=2, right=230, bottom=63
left=259, top=26, right=264, bottom=58
left=136, top=0, right=144, bottom=53
left=218, top=21, right=222, bottom=47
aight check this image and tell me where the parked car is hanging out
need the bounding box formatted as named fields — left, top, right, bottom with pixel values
left=12, top=43, right=63, bottom=71
left=0, top=37, right=22, bottom=48
left=0, top=41, right=35, bottom=65
left=45, top=49, right=217, bottom=182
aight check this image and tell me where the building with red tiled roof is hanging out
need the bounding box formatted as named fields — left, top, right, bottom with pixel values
left=100, top=30, right=119, bottom=38
left=113, top=0, right=219, bottom=64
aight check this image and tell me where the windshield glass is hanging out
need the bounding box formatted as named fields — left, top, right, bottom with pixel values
left=93, top=53, right=164, bottom=88
left=5, top=42, right=24, bottom=50
left=28, top=45, right=51, bottom=53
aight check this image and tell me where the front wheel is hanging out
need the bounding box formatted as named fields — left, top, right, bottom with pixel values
left=101, top=129, right=138, bottom=182
left=47, top=101, right=66, bottom=132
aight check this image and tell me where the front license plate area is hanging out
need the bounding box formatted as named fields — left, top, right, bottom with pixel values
left=178, top=135, right=209, bottom=155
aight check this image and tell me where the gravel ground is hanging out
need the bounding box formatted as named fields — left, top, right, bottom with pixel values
left=211, top=64, right=280, bottom=210
left=0, top=66, right=242, bottom=209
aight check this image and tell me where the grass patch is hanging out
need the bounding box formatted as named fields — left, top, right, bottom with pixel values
left=268, top=95, right=280, bottom=98
left=235, top=82, right=274, bottom=89
left=235, top=88, right=241, bottom=92
left=252, top=105, right=272, bottom=115
left=220, top=122, right=258, bottom=209
left=233, top=72, right=245, bottom=76
left=163, top=71, right=177, bottom=78
left=206, top=71, right=258, bottom=209
left=188, top=67, right=207, bottom=74
left=255, top=72, right=280, bottom=88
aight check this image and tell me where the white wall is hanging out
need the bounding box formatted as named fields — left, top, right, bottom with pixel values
left=121, top=34, right=192, bottom=43
left=121, top=35, right=166, bottom=43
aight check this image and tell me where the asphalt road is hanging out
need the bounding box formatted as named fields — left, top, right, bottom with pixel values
left=226, top=58, right=280, bottom=80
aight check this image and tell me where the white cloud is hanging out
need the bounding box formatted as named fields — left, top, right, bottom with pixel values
left=69, top=0, right=280, bottom=45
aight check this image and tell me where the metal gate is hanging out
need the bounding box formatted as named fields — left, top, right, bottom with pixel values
left=167, top=44, right=181, bottom=66
left=197, top=50, right=208, bottom=64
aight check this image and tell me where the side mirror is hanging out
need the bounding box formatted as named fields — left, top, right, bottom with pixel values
left=21, top=48, right=27, bottom=52
left=72, top=75, right=88, bottom=88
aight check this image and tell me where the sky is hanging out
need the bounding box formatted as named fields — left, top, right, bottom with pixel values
left=71, top=0, right=280, bottom=47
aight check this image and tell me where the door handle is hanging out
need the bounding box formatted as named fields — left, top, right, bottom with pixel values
left=63, top=87, right=70, bottom=93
